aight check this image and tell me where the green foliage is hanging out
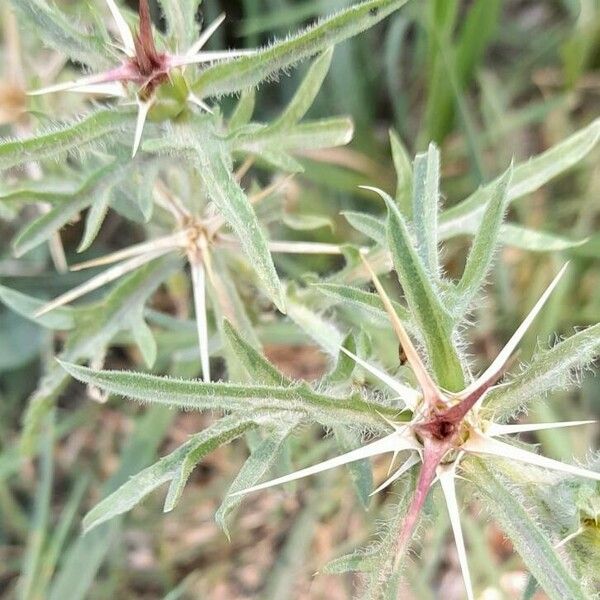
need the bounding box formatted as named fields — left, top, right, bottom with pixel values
left=2, top=1, right=599, bottom=598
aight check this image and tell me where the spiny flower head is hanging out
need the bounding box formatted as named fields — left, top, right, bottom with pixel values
left=233, top=255, right=599, bottom=600
left=28, top=0, right=253, bottom=155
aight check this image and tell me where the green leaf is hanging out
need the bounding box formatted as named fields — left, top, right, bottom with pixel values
left=77, top=187, right=111, bottom=253
left=83, top=414, right=254, bottom=532
left=385, top=191, right=464, bottom=390
left=20, top=258, right=178, bottom=456
left=456, top=166, right=512, bottom=309
left=0, top=109, right=134, bottom=171
left=411, top=143, right=440, bottom=275
left=334, top=426, right=372, bottom=508
left=439, top=118, right=600, bottom=239
left=270, top=48, right=334, bottom=130
left=58, top=362, right=397, bottom=429
left=157, top=0, right=202, bottom=48
left=10, top=0, right=113, bottom=69
left=12, top=162, right=123, bottom=257
left=314, top=282, right=412, bottom=328
left=389, top=129, right=412, bottom=214
left=282, top=213, right=334, bottom=232
left=191, top=0, right=411, bottom=98
left=499, top=224, right=587, bottom=252
left=216, top=416, right=300, bottom=535
left=0, top=285, right=75, bottom=330
left=235, top=118, right=354, bottom=162
left=325, top=333, right=357, bottom=386
left=466, top=459, right=586, bottom=600
left=229, top=89, right=256, bottom=131
left=343, top=211, right=386, bottom=245
left=223, top=319, right=290, bottom=386
left=484, top=323, right=600, bottom=421
left=130, top=312, right=157, bottom=369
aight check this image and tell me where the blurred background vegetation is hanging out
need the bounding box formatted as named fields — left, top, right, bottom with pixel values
left=0, top=0, right=599, bottom=598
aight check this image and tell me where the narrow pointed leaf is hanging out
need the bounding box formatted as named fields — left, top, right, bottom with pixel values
left=411, top=143, right=440, bottom=275
left=157, top=0, right=202, bottom=47
left=11, top=0, right=113, bottom=68
left=270, top=48, right=334, bottom=129
left=0, top=109, right=134, bottom=171
left=456, top=166, right=512, bottom=309
left=379, top=188, right=464, bottom=391
left=223, top=319, right=290, bottom=386
left=217, top=417, right=300, bottom=534
left=191, top=0, right=411, bottom=97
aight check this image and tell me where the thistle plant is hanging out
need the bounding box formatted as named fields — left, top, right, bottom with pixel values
left=1, top=1, right=600, bottom=598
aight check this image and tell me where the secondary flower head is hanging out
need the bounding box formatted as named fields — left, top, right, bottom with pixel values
left=28, top=0, right=254, bottom=155
left=233, top=255, right=599, bottom=600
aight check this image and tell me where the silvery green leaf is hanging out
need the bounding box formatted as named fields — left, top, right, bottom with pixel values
left=223, top=318, right=290, bottom=386
left=484, top=323, right=600, bottom=421
left=83, top=414, right=254, bottom=532
left=285, top=288, right=344, bottom=356
left=342, top=211, right=386, bottom=245
left=325, top=332, right=357, bottom=386
left=58, top=361, right=396, bottom=430
left=10, top=0, right=113, bottom=69
left=20, top=258, right=178, bottom=455
left=334, top=426, right=373, bottom=508
left=130, top=312, right=157, bottom=369
left=499, top=223, right=587, bottom=252
left=439, top=118, right=600, bottom=239
left=0, top=285, right=75, bottom=330
left=384, top=191, right=464, bottom=391
left=269, top=48, right=334, bottom=130
left=229, top=89, right=256, bottom=131
left=389, top=129, right=412, bottom=213
left=411, top=143, right=440, bottom=276
left=191, top=0, right=411, bottom=98
left=456, top=166, right=512, bottom=310
left=313, top=282, right=412, bottom=328
left=77, top=187, right=111, bottom=253
left=216, top=416, right=300, bottom=535
left=282, top=213, right=334, bottom=232
left=0, top=109, right=134, bottom=171
left=12, top=161, right=124, bottom=257
left=466, top=459, right=586, bottom=600
left=157, top=0, right=202, bottom=48
left=234, top=118, right=354, bottom=165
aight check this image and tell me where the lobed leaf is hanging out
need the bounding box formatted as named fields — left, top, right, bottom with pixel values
left=83, top=414, right=254, bottom=532
left=58, top=361, right=398, bottom=429
left=216, top=416, right=300, bottom=535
